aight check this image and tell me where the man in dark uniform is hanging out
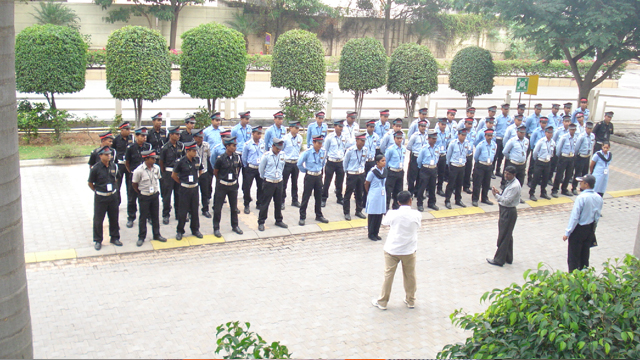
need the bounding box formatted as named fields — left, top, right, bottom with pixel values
left=257, top=138, right=288, bottom=231
left=148, top=112, right=166, bottom=151
left=172, top=141, right=204, bottom=240
left=88, top=146, right=121, bottom=251
left=193, top=128, right=212, bottom=218
left=132, top=149, right=166, bottom=246
left=212, top=136, right=244, bottom=238
left=160, top=126, right=184, bottom=224
left=592, top=111, right=614, bottom=152
left=180, top=115, right=196, bottom=143
left=125, top=127, right=152, bottom=228
left=112, top=122, right=133, bottom=201
left=88, top=131, right=115, bottom=167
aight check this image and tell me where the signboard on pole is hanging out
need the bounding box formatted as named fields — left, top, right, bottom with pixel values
left=525, top=75, right=539, bottom=96
left=265, top=33, right=271, bottom=45
left=516, top=77, right=529, bottom=93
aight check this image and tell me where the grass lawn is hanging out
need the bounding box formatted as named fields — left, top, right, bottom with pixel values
left=19, top=145, right=95, bottom=160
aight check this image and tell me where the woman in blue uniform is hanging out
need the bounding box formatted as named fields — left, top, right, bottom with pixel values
left=590, top=141, right=611, bottom=197
left=365, top=154, right=387, bottom=241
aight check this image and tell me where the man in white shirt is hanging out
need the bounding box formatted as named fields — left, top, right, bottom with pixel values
left=372, top=191, right=422, bottom=310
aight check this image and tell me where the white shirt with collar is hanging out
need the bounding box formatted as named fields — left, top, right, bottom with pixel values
left=382, top=205, right=422, bottom=255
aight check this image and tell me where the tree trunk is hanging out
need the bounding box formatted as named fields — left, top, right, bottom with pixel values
left=383, top=0, right=392, bottom=55
left=354, top=90, right=364, bottom=121
left=577, top=81, right=592, bottom=103
left=133, top=98, right=143, bottom=127
left=403, top=93, right=418, bottom=120
left=466, top=94, right=474, bottom=108
left=50, top=92, right=56, bottom=109
left=206, top=98, right=217, bottom=114
left=43, top=92, right=56, bottom=109
left=169, top=6, right=181, bottom=50
left=0, top=0, right=34, bottom=357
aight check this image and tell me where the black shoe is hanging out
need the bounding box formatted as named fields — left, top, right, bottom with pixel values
left=530, top=194, right=538, bottom=201
left=163, top=216, right=170, bottom=225
left=368, top=235, right=378, bottom=241
left=126, top=220, right=134, bottom=228
left=481, top=199, right=494, bottom=206
left=491, top=174, right=496, bottom=179
left=375, top=235, right=382, bottom=240
left=202, top=210, right=212, bottom=219
left=561, top=190, right=572, bottom=197
left=110, top=239, right=123, bottom=246
left=506, top=260, right=513, bottom=264
left=315, top=216, right=329, bottom=223
left=299, top=219, right=305, bottom=226
left=417, top=206, right=424, bottom=212
left=244, top=207, right=250, bottom=214
left=136, top=239, right=144, bottom=247
left=551, top=192, right=559, bottom=198
left=337, top=199, right=344, bottom=205
left=547, top=179, right=553, bottom=186
left=274, top=221, right=288, bottom=229
left=428, top=204, right=439, bottom=211
left=495, top=171, right=502, bottom=177
left=291, top=201, right=301, bottom=208
left=519, top=199, right=525, bottom=204
left=437, top=190, right=446, bottom=197
left=344, top=214, right=351, bottom=221
left=445, top=201, right=452, bottom=209
left=153, top=236, right=167, bottom=242
left=258, top=224, right=265, bottom=231
left=214, top=230, right=222, bottom=238
left=235, top=208, right=241, bottom=214
left=464, top=188, right=472, bottom=194
left=472, top=201, right=479, bottom=207
left=455, top=201, right=466, bottom=208
left=321, top=200, right=326, bottom=208
left=232, top=227, right=243, bottom=235
left=281, top=203, right=285, bottom=211
left=192, top=231, right=203, bottom=239
left=256, top=203, right=261, bottom=209
left=176, top=233, right=183, bottom=241
left=355, top=211, right=366, bottom=219
left=486, top=258, right=504, bottom=267
left=94, top=242, right=101, bottom=251
left=541, top=193, right=551, bottom=200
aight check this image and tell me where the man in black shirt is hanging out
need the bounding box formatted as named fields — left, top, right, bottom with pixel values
left=88, top=146, right=121, bottom=251
left=172, top=142, right=204, bottom=240
left=125, top=127, right=152, bottom=228
left=113, top=121, right=133, bottom=203
left=148, top=112, right=166, bottom=151
left=212, top=136, right=243, bottom=238
left=88, top=131, right=115, bottom=167
left=160, top=126, right=184, bottom=224
left=180, top=115, right=196, bottom=143
left=592, top=111, right=614, bottom=152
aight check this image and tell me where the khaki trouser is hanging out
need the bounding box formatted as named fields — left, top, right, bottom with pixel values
left=377, top=251, right=417, bottom=307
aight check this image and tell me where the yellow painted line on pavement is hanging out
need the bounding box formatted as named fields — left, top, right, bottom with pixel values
left=34, top=249, right=76, bottom=262
left=318, top=221, right=352, bottom=231
left=188, top=235, right=225, bottom=246
left=349, top=218, right=368, bottom=228
left=429, top=208, right=462, bottom=218
left=457, top=207, right=485, bottom=216
left=151, top=238, right=191, bottom=250
left=609, top=166, right=640, bottom=180
left=25, top=253, right=37, bottom=264
left=526, top=196, right=574, bottom=207
left=607, top=188, right=640, bottom=198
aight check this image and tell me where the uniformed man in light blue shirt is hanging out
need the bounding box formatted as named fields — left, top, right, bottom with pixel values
left=343, top=111, right=360, bottom=147
left=571, top=121, right=595, bottom=195
left=264, top=111, right=287, bottom=149
left=257, top=138, right=288, bottom=231
left=552, top=123, right=578, bottom=197
left=281, top=121, right=303, bottom=210
left=362, top=120, right=381, bottom=210
left=493, top=103, right=510, bottom=177
left=297, top=135, right=329, bottom=226
left=203, top=112, right=225, bottom=149
left=322, top=119, right=347, bottom=207
left=462, top=118, right=477, bottom=194
left=547, top=103, right=562, bottom=128
left=502, top=124, right=529, bottom=189
left=306, top=111, right=327, bottom=146
left=342, top=133, right=368, bottom=220
left=503, top=114, right=523, bottom=145
left=435, top=118, right=451, bottom=196
left=374, top=109, right=391, bottom=139
left=384, top=131, right=406, bottom=210
left=457, top=107, right=476, bottom=130
left=231, top=111, right=252, bottom=156
left=475, top=118, right=495, bottom=146
left=416, top=131, right=440, bottom=211
left=527, top=116, right=549, bottom=185
left=241, top=126, right=265, bottom=214
left=529, top=125, right=555, bottom=201
left=571, top=98, right=590, bottom=124
left=477, top=105, right=497, bottom=132
left=472, top=128, right=497, bottom=207
left=525, top=103, right=542, bottom=136
left=444, top=128, right=469, bottom=209
left=380, top=118, right=404, bottom=154
left=408, top=108, right=430, bottom=138
left=406, top=119, right=428, bottom=197
left=446, top=108, right=458, bottom=137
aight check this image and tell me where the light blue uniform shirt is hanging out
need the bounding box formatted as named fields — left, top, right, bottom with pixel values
left=503, top=123, right=519, bottom=145
left=374, top=120, right=390, bottom=139
left=365, top=168, right=387, bottom=215
left=446, top=120, right=458, bottom=137
left=556, top=134, right=577, bottom=156
left=446, top=139, right=467, bottom=166
left=242, top=139, right=265, bottom=167
left=417, top=144, right=439, bottom=166
left=364, top=132, right=380, bottom=160
left=323, top=132, right=347, bottom=160
left=530, top=127, right=547, bottom=150
left=553, top=126, right=570, bottom=143
left=384, top=143, right=405, bottom=169
left=547, top=112, right=562, bottom=128
left=494, top=114, right=511, bottom=138
left=525, top=113, right=541, bottom=135
left=575, top=132, right=594, bottom=156
left=203, top=125, right=225, bottom=148
left=209, top=143, right=226, bottom=165
left=282, top=132, right=302, bottom=161
left=474, top=128, right=495, bottom=146
left=564, top=188, right=602, bottom=236
left=231, top=123, right=252, bottom=154
left=474, top=139, right=497, bottom=163
left=591, top=151, right=611, bottom=194
left=435, top=128, right=451, bottom=154
left=476, top=117, right=488, bottom=133
left=406, top=131, right=428, bottom=155
left=263, top=124, right=286, bottom=149
left=343, top=145, right=368, bottom=173
left=532, top=137, right=555, bottom=161
left=571, top=108, right=590, bottom=124
left=259, top=149, right=285, bottom=181
left=502, top=136, right=529, bottom=163
left=464, top=128, right=478, bottom=156
left=306, top=122, right=328, bottom=146
left=408, top=118, right=430, bottom=139
left=297, top=148, right=326, bottom=173
left=379, top=131, right=405, bottom=154
left=457, top=118, right=476, bottom=130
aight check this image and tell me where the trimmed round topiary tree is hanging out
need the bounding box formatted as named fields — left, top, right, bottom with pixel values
left=106, top=26, right=171, bottom=127
left=449, top=46, right=495, bottom=107
left=180, top=23, right=247, bottom=113
left=387, top=43, right=438, bottom=119
left=15, top=24, right=87, bottom=109
left=339, top=37, right=387, bottom=120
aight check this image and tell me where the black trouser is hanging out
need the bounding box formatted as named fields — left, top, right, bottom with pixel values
left=361, top=160, right=376, bottom=209
left=138, top=192, right=160, bottom=240
left=492, top=205, right=518, bottom=265
left=593, top=142, right=603, bottom=153
left=368, top=214, right=383, bottom=238
left=503, top=160, right=526, bottom=187
left=416, top=167, right=437, bottom=207
left=93, top=193, right=120, bottom=243
left=530, top=160, right=551, bottom=196
left=572, top=156, right=590, bottom=190
left=494, top=138, right=504, bottom=174
left=463, top=155, right=473, bottom=189
left=282, top=162, right=300, bottom=204
left=176, top=186, right=199, bottom=234
left=322, top=160, right=345, bottom=202
left=568, top=222, right=595, bottom=272
left=258, top=180, right=283, bottom=224
left=343, top=173, right=365, bottom=215
left=300, top=173, right=323, bottom=220
left=472, top=163, right=492, bottom=202
left=445, top=165, right=465, bottom=202
left=243, top=167, right=262, bottom=207
left=407, top=155, right=419, bottom=195
left=525, top=145, right=534, bottom=182
left=126, top=172, right=139, bottom=220
left=162, top=170, right=179, bottom=218
left=437, top=155, right=447, bottom=191
left=385, top=170, right=404, bottom=210
left=199, top=171, right=212, bottom=212
left=549, top=155, right=558, bottom=181
left=213, top=183, right=239, bottom=230
left=553, top=156, right=575, bottom=193
left=527, top=150, right=536, bottom=183
left=116, top=164, right=128, bottom=205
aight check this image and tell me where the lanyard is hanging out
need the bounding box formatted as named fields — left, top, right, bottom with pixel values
left=367, top=135, right=375, bottom=152
left=519, top=139, right=527, bottom=154
left=457, top=141, right=464, bottom=159
left=334, top=135, right=343, bottom=152
left=314, top=124, right=324, bottom=136
left=144, top=166, right=157, bottom=186
left=395, top=146, right=403, bottom=164
left=355, top=149, right=364, bottom=168
left=568, top=137, right=575, bottom=152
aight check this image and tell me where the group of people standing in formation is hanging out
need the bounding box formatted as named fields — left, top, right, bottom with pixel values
left=87, top=98, right=615, bottom=253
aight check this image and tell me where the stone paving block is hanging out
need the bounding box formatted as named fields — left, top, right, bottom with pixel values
left=526, top=196, right=573, bottom=207
left=116, top=240, right=154, bottom=253
left=421, top=212, right=435, bottom=220
left=188, top=235, right=225, bottom=246
left=478, top=204, right=499, bottom=213
left=34, top=249, right=76, bottom=262
left=288, top=224, right=323, bottom=235
left=348, top=219, right=368, bottom=228
left=318, top=221, right=352, bottom=231
left=256, top=227, right=291, bottom=239
left=76, top=246, right=116, bottom=258
left=223, top=230, right=260, bottom=242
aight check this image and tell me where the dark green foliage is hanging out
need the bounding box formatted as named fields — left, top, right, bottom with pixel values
left=15, top=24, right=87, bottom=109
left=387, top=43, right=438, bottom=119
left=32, top=0, right=80, bottom=29
left=279, top=95, right=324, bottom=126
left=180, top=23, right=247, bottom=112
left=438, top=256, right=640, bottom=359
left=106, top=26, right=171, bottom=126
left=271, top=29, right=326, bottom=97
left=215, top=321, right=292, bottom=359
left=17, top=100, right=48, bottom=143
left=449, top=46, right=494, bottom=107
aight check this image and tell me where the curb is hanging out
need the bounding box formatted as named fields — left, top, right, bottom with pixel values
left=20, top=156, right=90, bottom=168
left=611, top=134, right=640, bottom=150
left=24, top=188, right=640, bottom=264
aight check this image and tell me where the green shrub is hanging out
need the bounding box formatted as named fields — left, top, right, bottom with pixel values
left=180, top=23, right=247, bottom=112
left=246, top=54, right=273, bottom=71
left=215, top=321, right=292, bottom=359
left=325, top=56, right=340, bottom=72
left=15, top=24, right=87, bottom=109
left=387, top=43, right=438, bottom=119
left=193, top=107, right=212, bottom=129
left=50, top=144, right=82, bottom=159
left=17, top=100, right=48, bottom=144
left=45, top=108, right=73, bottom=143
left=339, top=37, right=387, bottom=118
left=279, top=95, right=325, bottom=126
left=450, top=46, right=494, bottom=107
left=86, top=49, right=106, bottom=68
left=438, top=255, right=640, bottom=359
left=106, top=26, right=171, bottom=127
